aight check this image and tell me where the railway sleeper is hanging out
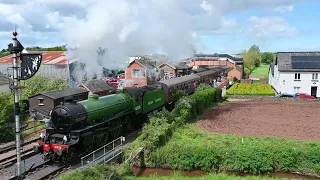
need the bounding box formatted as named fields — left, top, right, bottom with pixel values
left=0, top=150, right=35, bottom=169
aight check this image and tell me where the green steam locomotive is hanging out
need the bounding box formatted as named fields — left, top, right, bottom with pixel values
left=33, top=68, right=225, bottom=162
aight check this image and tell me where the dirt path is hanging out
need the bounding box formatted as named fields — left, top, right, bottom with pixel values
left=197, top=99, right=320, bottom=141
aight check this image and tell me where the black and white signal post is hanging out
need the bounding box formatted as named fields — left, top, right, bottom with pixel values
left=7, top=27, right=42, bottom=179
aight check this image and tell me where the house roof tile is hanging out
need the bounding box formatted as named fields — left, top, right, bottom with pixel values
left=276, top=52, right=320, bottom=71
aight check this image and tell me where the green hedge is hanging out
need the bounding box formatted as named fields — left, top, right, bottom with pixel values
left=226, top=83, right=274, bottom=96
left=131, top=84, right=217, bottom=151
left=146, top=125, right=320, bottom=176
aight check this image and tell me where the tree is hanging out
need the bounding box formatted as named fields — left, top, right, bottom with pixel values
left=261, top=52, right=275, bottom=64
left=248, top=45, right=261, bottom=67
left=0, top=76, right=68, bottom=143
left=243, top=50, right=256, bottom=73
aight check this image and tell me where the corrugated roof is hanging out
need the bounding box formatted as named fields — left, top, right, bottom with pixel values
left=29, top=88, right=88, bottom=100
left=0, top=51, right=75, bottom=65
left=276, top=52, right=320, bottom=71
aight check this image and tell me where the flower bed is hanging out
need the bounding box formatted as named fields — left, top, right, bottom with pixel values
left=226, top=83, right=275, bottom=96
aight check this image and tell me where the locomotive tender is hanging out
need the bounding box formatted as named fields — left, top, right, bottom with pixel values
left=33, top=68, right=227, bottom=162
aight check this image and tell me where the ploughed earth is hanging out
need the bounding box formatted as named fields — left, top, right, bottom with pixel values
left=197, top=99, right=320, bottom=141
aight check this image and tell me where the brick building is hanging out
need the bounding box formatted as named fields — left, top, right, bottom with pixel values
left=125, top=58, right=158, bottom=87
left=188, top=54, right=243, bottom=81
left=157, top=62, right=192, bottom=80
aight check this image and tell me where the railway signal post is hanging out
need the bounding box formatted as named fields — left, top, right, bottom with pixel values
left=7, top=27, right=24, bottom=177
left=7, top=27, right=42, bottom=179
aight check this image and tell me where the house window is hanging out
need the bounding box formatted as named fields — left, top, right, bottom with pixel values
left=38, top=97, right=44, bottom=106
left=294, top=87, right=300, bottom=93
left=294, top=73, right=300, bottom=80
left=312, top=73, right=318, bottom=80
left=132, top=69, right=145, bottom=78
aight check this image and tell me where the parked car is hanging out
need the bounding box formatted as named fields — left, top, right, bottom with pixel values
left=275, top=93, right=296, bottom=98
left=295, top=93, right=316, bottom=99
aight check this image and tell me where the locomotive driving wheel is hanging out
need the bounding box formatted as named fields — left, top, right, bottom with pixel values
left=66, top=148, right=77, bottom=162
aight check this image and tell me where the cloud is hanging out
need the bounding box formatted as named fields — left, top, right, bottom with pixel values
left=0, top=0, right=309, bottom=78
left=248, top=16, right=297, bottom=38
left=273, top=5, right=294, bottom=13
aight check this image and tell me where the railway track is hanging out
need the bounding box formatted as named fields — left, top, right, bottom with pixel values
left=0, top=141, right=39, bottom=170
left=0, top=137, right=40, bottom=155
left=0, top=129, right=141, bottom=180
left=6, top=160, right=70, bottom=180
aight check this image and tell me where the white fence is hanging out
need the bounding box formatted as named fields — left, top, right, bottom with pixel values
left=80, top=136, right=125, bottom=169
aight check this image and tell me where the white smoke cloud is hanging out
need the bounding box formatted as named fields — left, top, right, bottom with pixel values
left=62, top=0, right=201, bottom=81
left=60, top=0, right=305, bottom=81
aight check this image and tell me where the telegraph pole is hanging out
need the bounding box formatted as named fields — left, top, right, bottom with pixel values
left=8, top=27, right=24, bottom=178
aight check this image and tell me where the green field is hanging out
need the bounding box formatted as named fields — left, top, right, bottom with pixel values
left=250, top=64, right=270, bottom=78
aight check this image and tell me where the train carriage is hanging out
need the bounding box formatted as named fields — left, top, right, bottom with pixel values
left=158, top=74, right=200, bottom=103
left=196, top=69, right=220, bottom=84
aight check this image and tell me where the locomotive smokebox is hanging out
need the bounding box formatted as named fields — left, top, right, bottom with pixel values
left=50, top=103, right=88, bottom=133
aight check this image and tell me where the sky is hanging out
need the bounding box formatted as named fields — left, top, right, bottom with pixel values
left=0, top=0, right=319, bottom=56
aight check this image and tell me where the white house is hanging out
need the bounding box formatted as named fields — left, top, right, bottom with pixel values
left=269, top=52, right=320, bottom=98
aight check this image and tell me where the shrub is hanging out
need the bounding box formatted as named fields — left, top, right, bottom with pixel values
left=58, top=164, right=124, bottom=180
left=226, top=83, right=275, bottom=96
left=147, top=125, right=320, bottom=175
left=215, top=88, right=222, bottom=102
left=133, top=85, right=218, bottom=150
left=0, top=75, right=68, bottom=143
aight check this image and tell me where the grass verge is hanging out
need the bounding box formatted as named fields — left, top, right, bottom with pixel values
left=125, top=173, right=288, bottom=180
left=250, top=63, right=269, bottom=78
left=143, top=124, right=320, bottom=176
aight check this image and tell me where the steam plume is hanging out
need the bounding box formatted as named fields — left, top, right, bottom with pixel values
left=62, top=0, right=199, bottom=81
left=62, top=0, right=299, bottom=81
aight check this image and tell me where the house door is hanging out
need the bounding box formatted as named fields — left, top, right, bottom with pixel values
left=311, top=87, right=317, bottom=98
